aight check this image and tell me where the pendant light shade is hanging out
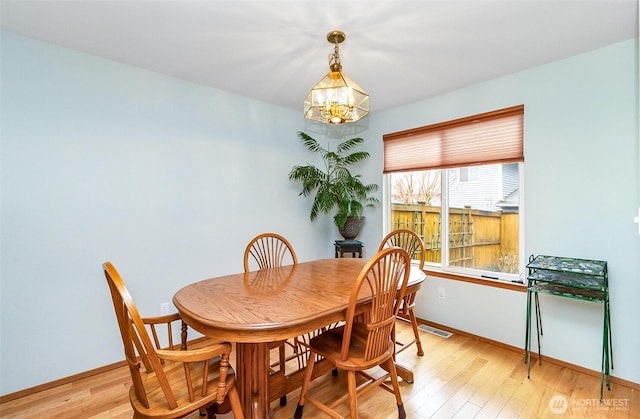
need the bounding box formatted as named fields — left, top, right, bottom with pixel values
left=304, top=30, right=369, bottom=125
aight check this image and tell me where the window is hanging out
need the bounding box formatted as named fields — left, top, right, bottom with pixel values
left=383, top=105, right=524, bottom=282
left=459, top=166, right=480, bottom=182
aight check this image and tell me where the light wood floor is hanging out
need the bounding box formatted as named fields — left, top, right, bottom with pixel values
left=1, top=322, right=638, bottom=418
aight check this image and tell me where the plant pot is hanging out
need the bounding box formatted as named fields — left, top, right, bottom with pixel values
left=338, top=216, right=365, bottom=240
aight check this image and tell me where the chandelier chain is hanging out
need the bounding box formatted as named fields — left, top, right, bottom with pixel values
left=329, top=43, right=341, bottom=69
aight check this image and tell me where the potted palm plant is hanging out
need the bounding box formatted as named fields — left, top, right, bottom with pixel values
left=288, top=131, right=379, bottom=239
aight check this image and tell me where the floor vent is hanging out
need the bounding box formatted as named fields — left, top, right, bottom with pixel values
left=418, top=325, right=453, bottom=339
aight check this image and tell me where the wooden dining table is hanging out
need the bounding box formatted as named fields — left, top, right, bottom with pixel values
left=173, top=257, right=426, bottom=419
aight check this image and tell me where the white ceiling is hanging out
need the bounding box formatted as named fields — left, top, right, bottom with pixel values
left=1, top=1, right=638, bottom=114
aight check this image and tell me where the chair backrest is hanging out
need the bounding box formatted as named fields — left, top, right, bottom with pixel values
left=341, top=247, right=410, bottom=362
left=378, top=229, right=426, bottom=269
left=243, top=233, right=298, bottom=272
left=103, top=262, right=179, bottom=410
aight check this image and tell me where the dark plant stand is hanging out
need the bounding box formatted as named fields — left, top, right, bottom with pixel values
left=334, top=240, right=363, bottom=258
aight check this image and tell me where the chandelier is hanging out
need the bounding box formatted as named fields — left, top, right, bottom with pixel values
left=304, top=30, right=370, bottom=125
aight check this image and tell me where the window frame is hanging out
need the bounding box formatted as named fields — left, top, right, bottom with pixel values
left=385, top=165, right=525, bottom=284
left=382, top=106, right=526, bottom=286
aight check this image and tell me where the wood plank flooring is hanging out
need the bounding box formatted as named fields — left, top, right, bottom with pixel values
left=1, top=322, right=637, bottom=418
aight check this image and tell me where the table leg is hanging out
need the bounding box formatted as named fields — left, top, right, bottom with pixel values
left=525, top=288, right=532, bottom=377
left=395, top=362, right=414, bottom=383
left=600, top=294, right=613, bottom=401
left=236, top=342, right=271, bottom=419
left=534, top=292, right=542, bottom=365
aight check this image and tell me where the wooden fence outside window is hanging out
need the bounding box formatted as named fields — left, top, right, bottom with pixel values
left=391, top=203, right=519, bottom=273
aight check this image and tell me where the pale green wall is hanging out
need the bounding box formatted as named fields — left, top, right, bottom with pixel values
left=1, top=32, right=638, bottom=395
left=0, top=32, right=336, bottom=395
left=369, top=38, right=640, bottom=385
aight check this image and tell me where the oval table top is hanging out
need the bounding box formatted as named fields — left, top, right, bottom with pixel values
left=173, top=258, right=425, bottom=343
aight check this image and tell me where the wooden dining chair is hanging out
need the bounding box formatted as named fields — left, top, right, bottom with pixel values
left=103, top=262, right=243, bottom=419
left=243, top=232, right=298, bottom=272
left=243, top=232, right=298, bottom=406
left=379, top=229, right=426, bottom=357
left=294, top=247, right=411, bottom=419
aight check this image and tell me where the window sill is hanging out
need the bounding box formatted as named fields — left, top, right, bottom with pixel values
left=422, top=267, right=527, bottom=293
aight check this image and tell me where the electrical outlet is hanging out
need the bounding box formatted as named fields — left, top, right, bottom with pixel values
left=160, top=302, right=171, bottom=315
left=438, top=286, right=445, bottom=299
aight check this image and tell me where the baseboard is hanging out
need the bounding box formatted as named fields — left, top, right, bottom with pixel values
left=2, top=324, right=638, bottom=403
left=0, top=336, right=211, bottom=404
left=418, top=318, right=640, bottom=392
left=0, top=360, right=127, bottom=403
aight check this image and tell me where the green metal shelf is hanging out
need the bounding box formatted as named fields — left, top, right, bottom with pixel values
left=524, top=254, right=612, bottom=401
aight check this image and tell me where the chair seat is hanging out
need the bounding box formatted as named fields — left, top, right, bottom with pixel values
left=309, top=323, right=395, bottom=371
left=130, top=356, right=236, bottom=419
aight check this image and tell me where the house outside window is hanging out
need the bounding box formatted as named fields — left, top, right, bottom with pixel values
left=383, top=106, right=524, bottom=282
left=459, top=166, right=480, bottom=183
